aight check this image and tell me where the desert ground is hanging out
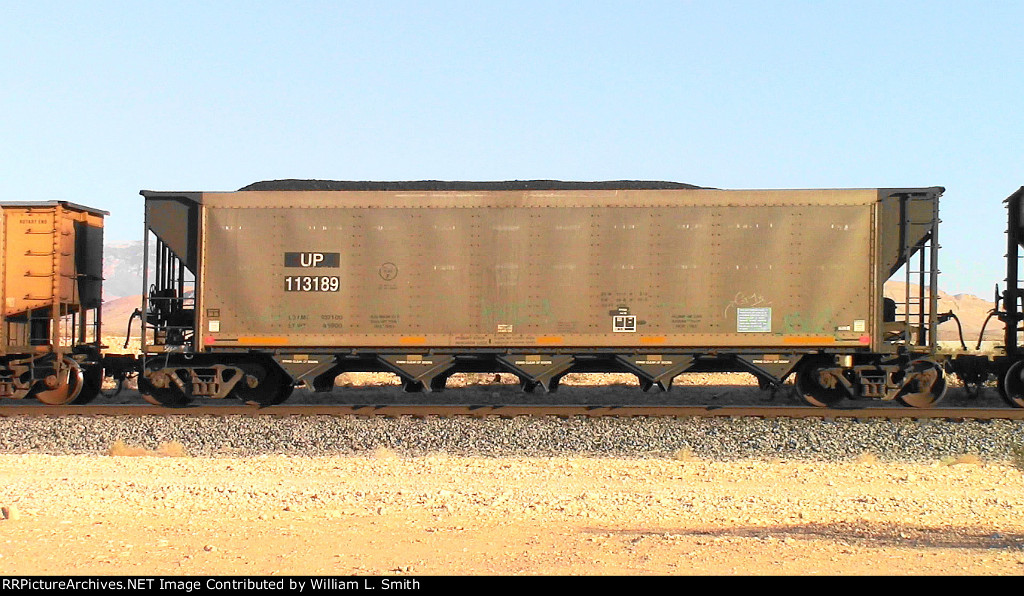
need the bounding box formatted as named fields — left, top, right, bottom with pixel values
left=2, top=446, right=1024, bottom=576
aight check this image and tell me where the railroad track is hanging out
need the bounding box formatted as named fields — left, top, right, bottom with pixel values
left=1, top=403, right=1023, bottom=420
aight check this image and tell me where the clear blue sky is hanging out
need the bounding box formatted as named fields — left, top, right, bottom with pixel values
left=1, top=1, right=1020, bottom=296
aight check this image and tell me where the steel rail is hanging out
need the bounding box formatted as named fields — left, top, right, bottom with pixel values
left=1, top=404, right=1023, bottom=420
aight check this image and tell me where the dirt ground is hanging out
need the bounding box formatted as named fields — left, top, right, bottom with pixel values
left=2, top=450, right=1024, bottom=576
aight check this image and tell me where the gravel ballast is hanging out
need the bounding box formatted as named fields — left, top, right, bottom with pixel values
left=0, top=414, right=1021, bottom=462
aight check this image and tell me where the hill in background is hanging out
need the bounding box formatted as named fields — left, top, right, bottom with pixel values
left=883, top=281, right=999, bottom=343
left=103, top=241, right=147, bottom=301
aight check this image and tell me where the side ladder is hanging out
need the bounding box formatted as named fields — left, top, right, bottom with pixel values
left=894, top=192, right=940, bottom=350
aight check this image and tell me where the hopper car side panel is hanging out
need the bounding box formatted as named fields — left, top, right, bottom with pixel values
left=198, top=193, right=876, bottom=351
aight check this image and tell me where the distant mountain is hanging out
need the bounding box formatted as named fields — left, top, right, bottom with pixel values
left=883, top=281, right=999, bottom=343
left=101, top=294, right=141, bottom=348
left=103, top=241, right=146, bottom=301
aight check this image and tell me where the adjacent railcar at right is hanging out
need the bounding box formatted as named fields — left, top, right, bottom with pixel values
left=946, top=186, right=1024, bottom=407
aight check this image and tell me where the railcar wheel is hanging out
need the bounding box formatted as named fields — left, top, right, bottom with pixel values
left=99, top=378, right=125, bottom=399
left=897, top=360, right=948, bottom=408
left=34, top=358, right=85, bottom=405
left=138, top=371, right=192, bottom=408
left=1002, top=360, right=1024, bottom=408
left=70, top=365, right=105, bottom=405
left=230, top=361, right=293, bottom=406
left=794, top=358, right=848, bottom=407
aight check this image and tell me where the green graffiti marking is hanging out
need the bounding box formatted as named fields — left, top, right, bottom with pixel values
left=783, top=308, right=834, bottom=334
left=482, top=298, right=554, bottom=327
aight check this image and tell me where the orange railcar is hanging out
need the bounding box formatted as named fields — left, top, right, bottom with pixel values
left=0, top=201, right=107, bottom=403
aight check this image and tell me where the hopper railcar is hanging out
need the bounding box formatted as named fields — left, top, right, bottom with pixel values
left=135, top=181, right=948, bottom=408
left=0, top=201, right=107, bottom=404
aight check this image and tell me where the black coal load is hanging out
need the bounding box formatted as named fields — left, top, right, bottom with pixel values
left=239, top=179, right=704, bottom=192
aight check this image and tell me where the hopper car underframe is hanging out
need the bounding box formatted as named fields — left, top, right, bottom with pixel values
left=135, top=347, right=948, bottom=409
